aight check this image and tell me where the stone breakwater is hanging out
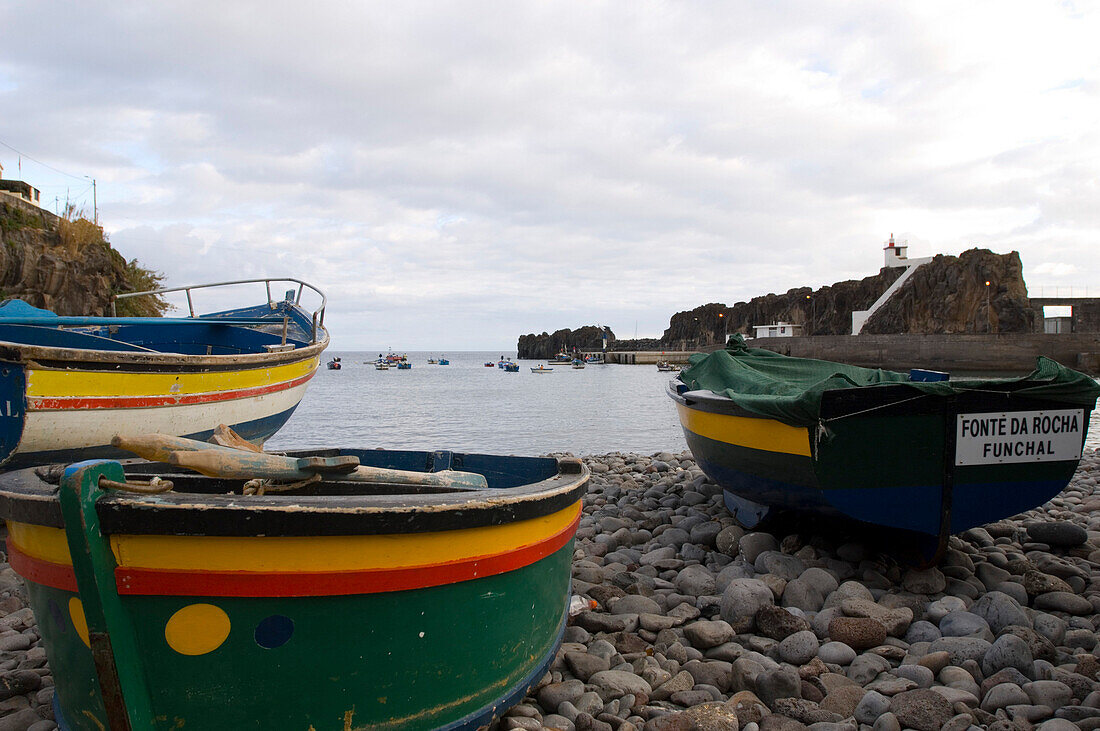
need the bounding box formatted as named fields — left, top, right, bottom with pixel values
left=500, top=450, right=1100, bottom=731
left=1, top=455, right=1100, bottom=730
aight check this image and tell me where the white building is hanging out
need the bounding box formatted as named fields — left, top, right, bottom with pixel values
left=752, top=321, right=802, bottom=338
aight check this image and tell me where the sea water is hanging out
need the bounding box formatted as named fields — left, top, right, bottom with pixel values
left=268, top=351, right=1100, bottom=456
left=267, top=351, right=689, bottom=455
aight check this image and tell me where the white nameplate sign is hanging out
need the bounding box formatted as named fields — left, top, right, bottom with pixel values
left=955, top=409, right=1083, bottom=466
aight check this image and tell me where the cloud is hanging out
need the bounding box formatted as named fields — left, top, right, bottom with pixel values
left=2, top=1, right=1099, bottom=348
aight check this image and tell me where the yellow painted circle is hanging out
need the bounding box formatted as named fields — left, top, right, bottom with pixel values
left=68, top=598, right=89, bottom=648
left=164, top=604, right=231, bottom=656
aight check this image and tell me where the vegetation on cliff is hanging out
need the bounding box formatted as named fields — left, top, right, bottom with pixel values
left=0, top=202, right=168, bottom=317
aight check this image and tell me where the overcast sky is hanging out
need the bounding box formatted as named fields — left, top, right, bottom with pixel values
left=2, top=2, right=1098, bottom=349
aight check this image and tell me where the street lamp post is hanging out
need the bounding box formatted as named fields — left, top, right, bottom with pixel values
left=718, top=312, right=725, bottom=345
left=985, top=280, right=992, bottom=333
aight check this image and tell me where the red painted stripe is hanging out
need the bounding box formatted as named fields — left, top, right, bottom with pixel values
left=6, top=538, right=78, bottom=593
left=29, top=372, right=314, bottom=411
left=6, top=512, right=579, bottom=598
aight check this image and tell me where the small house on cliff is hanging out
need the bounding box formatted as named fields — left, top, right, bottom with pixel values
left=0, top=162, right=43, bottom=209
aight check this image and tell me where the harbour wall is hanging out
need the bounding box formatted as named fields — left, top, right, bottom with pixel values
left=608, top=333, right=1100, bottom=374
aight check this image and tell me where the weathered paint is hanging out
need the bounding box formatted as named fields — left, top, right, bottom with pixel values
left=670, top=382, right=1091, bottom=537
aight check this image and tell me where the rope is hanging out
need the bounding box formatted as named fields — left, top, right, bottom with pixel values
left=98, top=476, right=174, bottom=494
left=243, top=473, right=322, bottom=496
left=819, top=392, right=931, bottom=423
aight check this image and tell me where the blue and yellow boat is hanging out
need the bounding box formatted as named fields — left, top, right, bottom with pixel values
left=0, top=278, right=328, bottom=468
left=669, top=336, right=1099, bottom=553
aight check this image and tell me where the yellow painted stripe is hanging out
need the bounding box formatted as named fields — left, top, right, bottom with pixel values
left=7, top=501, right=581, bottom=572
left=676, top=402, right=811, bottom=456
left=25, top=356, right=319, bottom=398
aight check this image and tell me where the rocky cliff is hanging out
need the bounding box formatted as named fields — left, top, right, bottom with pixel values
left=0, top=201, right=165, bottom=316
left=863, top=248, right=1033, bottom=334
left=517, top=325, right=614, bottom=359
left=659, top=268, right=905, bottom=348
left=517, top=247, right=1036, bottom=353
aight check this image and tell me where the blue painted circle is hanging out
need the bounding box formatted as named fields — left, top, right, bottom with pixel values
left=47, top=599, right=67, bottom=634
left=254, top=615, right=294, bottom=649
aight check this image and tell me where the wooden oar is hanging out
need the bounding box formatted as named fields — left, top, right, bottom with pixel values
left=112, top=434, right=489, bottom=491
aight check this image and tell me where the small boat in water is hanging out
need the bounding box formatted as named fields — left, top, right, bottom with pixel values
left=656, top=361, right=679, bottom=372
left=0, top=278, right=328, bottom=469
left=327, top=357, right=341, bottom=370
left=396, top=361, right=412, bottom=370
left=531, top=365, right=554, bottom=373
left=0, top=436, right=588, bottom=730
left=504, top=362, right=520, bottom=372
left=374, top=361, right=390, bottom=370
left=427, top=358, right=438, bottom=364
left=438, top=357, right=450, bottom=365
left=572, top=359, right=585, bottom=369
left=668, top=335, right=1100, bottom=557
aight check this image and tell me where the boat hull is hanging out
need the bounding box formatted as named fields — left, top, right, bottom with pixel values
left=671, top=382, right=1090, bottom=536
left=0, top=452, right=587, bottom=730
left=0, top=346, right=323, bottom=469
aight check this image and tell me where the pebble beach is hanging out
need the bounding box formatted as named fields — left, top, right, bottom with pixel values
left=3, top=451, right=1100, bottom=730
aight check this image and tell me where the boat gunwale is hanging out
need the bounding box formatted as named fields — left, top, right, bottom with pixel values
left=668, top=378, right=1091, bottom=422
left=0, top=458, right=590, bottom=536
left=0, top=331, right=329, bottom=370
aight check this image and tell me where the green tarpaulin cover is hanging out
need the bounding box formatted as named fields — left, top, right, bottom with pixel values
left=679, top=334, right=1100, bottom=428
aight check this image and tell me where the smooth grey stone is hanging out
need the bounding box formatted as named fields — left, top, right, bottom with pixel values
left=981, top=682, right=1030, bottom=712
left=1026, top=521, right=1088, bottom=547
left=1037, top=719, right=1083, bottom=731
left=1033, top=591, right=1094, bottom=615
left=939, top=611, right=993, bottom=640
left=847, top=653, right=890, bottom=686
left=715, top=526, right=745, bottom=556
left=587, top=670, right=652, bottom=701
left=926, top=636, right=992, bottom=665
left=1023, top=680, right=1073, bottom=709
left=675, top=565, right=716, bottom=597
left=1033, top=613, right=1067, bottom=646
left=756, top=666, right=802, bottom=707
left=970, top=591, right=1030, bottom=633
left=871, top=712, right=901, bottom=731
left=901, top=567, right=947, bottom=595
left=904, top=620, right=941, bottom=643
left=719, top=578, right=773, bottom=633
left=893, top=663, right=934, bottom=688
left=818, top=641, right=857, bottom=666
left=982, top=633, right=1034, bottom=676
left=926, top=596, right=968, bottom=623
left=799, top=567, right=840, bottom=597
left=538, top=680, right=585, bottom=713
left=683, top=619, right=735, bottom=650
left=1064, top=627, right=1098, bottom=650
left=993, top=581, right=1029, bottom=606
left=610, top=595, right=661, bottom=615
left=740, top=533, right=778, bottom=564
left=782, top=578, right=826, bottom=612
left=755, top=550, right=805, bottom=581
left=778, top=630, right=820, bottom=666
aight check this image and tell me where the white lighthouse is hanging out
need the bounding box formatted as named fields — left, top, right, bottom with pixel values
left=883, top=233, right=909, bottom=268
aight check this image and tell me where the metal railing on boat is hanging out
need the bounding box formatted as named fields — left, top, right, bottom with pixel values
left=112, top=278, right=327, bottom=343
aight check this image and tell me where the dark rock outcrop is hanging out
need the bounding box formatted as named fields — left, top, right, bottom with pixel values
left=660, top=268, right=905, bottom=349
left=863, top=249, right=1033, bottom=334
left=518, top=326, right=614, bottom=360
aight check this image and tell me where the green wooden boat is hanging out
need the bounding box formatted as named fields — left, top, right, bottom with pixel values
left=0, top=446, right=588, bottom=730
left=669, top=336, right=1100, bottom=556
